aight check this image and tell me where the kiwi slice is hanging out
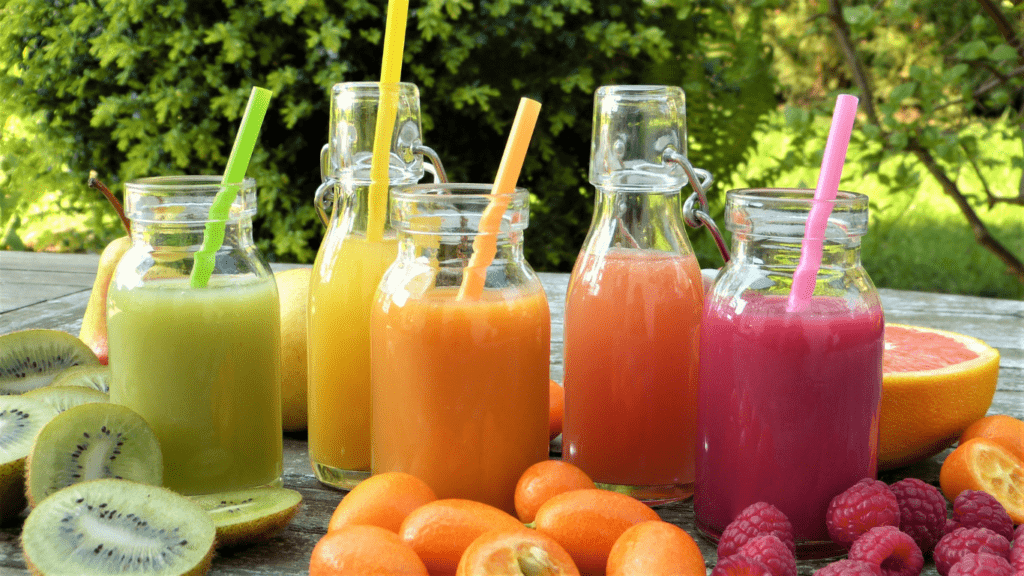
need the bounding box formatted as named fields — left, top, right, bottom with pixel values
left=23, top=385, right=109, bottom=413
left=0, top=396, right=59, bottom=522
left=26, top=403, right=163, bottom=507
left=49, top=364, right=111, bottom=394
left=21, top=478, right=216, bottom=576
left=0, top=329, right=100, bottom=395
left=190, top=487, right=302, bottom=548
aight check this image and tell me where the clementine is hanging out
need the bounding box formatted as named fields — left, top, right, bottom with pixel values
left=456, top=528, right=580, bottom=576
left=959, top=414, right=1024, bottom=459
left=514, top=460, right=596, bottom=524
left=534, top=488, right=660, bottom=576
left=606, top=520, right=705, bottom=576
left=309, top=524, right=428, bottom=576
left=399, top=498, right=524, bottom=576
left=878, top=324, right=1000, bottom=470
left=550, top=379, right=565, bottom=441
left=328, top=471, right=437, bottom=533
left=939, top=437, right=1024, bottom=524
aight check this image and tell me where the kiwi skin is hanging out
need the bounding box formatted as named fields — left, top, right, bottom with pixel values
left=191, top=487, right=303, bottom=548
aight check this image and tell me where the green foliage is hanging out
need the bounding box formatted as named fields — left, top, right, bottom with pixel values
left=0, top=0, right=776, bottom=270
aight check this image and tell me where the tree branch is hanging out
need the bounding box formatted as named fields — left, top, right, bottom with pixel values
left=825, top=0, right=879, bottom=125
left=974, top=0, right=1023, bottom=54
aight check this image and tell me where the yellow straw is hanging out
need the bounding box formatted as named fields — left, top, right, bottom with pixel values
left=457, top=97, right=542, bottom=301
left=367, top=0, right=409, bottom=243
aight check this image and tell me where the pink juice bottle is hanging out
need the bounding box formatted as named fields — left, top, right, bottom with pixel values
left=693, top=188, right=883, bottom=559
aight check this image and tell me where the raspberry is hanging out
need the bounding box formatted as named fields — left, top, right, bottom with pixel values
left=890, top=478, right=948, bottom=555
left=951, top=490, right=1015, bottom=542
left=737, top=534, right=796, bottom=576
left=934, top=527, right=1012, bottom=576
left=948, top=553, right=1013, bottom=576
left=848, top=526, right=925, bottom=576
left=813, top=560, right=884, bottom=576
left=827, top=478, right=901, bottom=549
left=710, top=554, right=773, bottom=576
left=717, top=502, right=796, bottom=558
left=1010, top=528, right=1023, bottom=573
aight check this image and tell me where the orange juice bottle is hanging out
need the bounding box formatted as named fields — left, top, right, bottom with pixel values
left=371, top=183, right=550, bottom=514
left=562, top=85, right=712, bottom=504
left=308, top=82, right=442, bottom=489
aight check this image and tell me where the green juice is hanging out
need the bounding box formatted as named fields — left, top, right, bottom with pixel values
left=107, top=276, right=283, bottom=495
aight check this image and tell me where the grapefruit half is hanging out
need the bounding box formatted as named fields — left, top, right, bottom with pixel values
left=878, top=324, right=1001, bottom=470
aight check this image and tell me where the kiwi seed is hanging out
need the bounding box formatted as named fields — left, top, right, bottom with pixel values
left=0, top=329, right=100, bottom=395
left=23, top=385, right=109, bottom=413
left=49, top=364, right=111, bottom=394
left=190, top=486, right=303, bottom=548
left=26, top=403, right=163, bottom=507
left=21, top=478, right=216, bottom=576
left=0, top=396, right=59, bottom=523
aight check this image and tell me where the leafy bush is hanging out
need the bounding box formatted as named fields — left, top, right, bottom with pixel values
left=0, top=0, right=775, bottom=270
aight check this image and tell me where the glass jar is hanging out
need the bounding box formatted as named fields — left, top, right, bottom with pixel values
left=371, top=183, right=550, bottom=514
left=693, top=188, right=884, bottom=558
left=562, top=85, right=709, bottom=504
left=308, top=82, right=436, bottom=490
left=107, top=175, right=282, bottom=496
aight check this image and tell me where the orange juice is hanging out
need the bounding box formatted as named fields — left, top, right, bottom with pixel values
left=308, top=234, right=398, bottom=483
left=370, top=285, right=550, bottom=514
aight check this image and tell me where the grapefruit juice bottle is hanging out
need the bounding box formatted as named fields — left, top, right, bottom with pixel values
left=694, top=188, right=884, bottom=558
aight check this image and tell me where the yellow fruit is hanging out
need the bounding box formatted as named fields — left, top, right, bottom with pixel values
left=276, top=268, right=311, bottom=432
left=878, top=324, right=1000, bottom=470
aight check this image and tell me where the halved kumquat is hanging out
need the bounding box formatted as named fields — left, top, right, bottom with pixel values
left=399, top=498, right=524, bottom=576
left=327, top=471, right=437, bottom=533
left=939, top=437, right=1024, bottom=524
left=514, top=460, right=596, bottom=524
left=455, top=528, right=580, bottom=576
left=606, top=520, right=705, bottom=576
left=959, top=414, right=1024, bottom=460
left=534, top=489, right=660, bottom=576
left=309, top=524, right=428, bottom=576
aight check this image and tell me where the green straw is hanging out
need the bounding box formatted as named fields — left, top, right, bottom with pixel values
left=190, top=86, right=273, bottom=288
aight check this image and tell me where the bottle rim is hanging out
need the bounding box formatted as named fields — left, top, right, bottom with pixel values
left=725, top=188, right=870, bottom=238
left=390, top=183, right=531, bottom=234
left=124, top=176, right=258, bottom=223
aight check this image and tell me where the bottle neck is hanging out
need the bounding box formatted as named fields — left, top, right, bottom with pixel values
left=129, top=217, right=256, bottom=253
left=730, top=231, right=863, bottom=269
left=583, top=185, right=693, bottom=255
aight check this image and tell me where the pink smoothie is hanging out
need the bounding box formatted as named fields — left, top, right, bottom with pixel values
left=693, top=295, right=883, bottom=545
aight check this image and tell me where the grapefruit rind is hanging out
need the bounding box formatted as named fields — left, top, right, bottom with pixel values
left=877, top=324, right=1001, bottom=471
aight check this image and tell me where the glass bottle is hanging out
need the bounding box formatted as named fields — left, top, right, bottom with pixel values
left=693, top=188, right=883, bottom=559
left=371, top=183, right=550, bottom=514
left=308, top=82, right=443, bottom=490
left=107, top=175, right=282, bottom=495
left=562, top=85, right=711, bottom=504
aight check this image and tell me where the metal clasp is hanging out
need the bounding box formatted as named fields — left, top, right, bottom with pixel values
left=665, top=148, right=730, bottom=264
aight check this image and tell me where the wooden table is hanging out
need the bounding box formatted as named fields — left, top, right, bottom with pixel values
left=1, top=250, right=1021, bottom=575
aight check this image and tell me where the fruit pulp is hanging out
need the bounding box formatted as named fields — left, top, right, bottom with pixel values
left=562, top=248, right=703, bottom=499
left=107, top=276, right=283, bottom=495
left=371, top=286, right=550, bottom=514
left=308, top=234, right=399, bottom=487
left=693, top=295, right=883, bottom=549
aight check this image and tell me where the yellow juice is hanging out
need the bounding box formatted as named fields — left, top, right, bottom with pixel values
left=308, top=234, right=399, bottom=478
left=107, top=276, right=283, bottom=495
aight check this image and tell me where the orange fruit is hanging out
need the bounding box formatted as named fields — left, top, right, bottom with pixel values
left=878, top=324, right=1000, bottom=470
left=399, top=498, right=525, bottom=576
left=939, top=437, right=1024, bottom=524
left=959, top=414, right=1024, bottom=459
left=606, top=520, right=705, bottom=576
left=514, top=459, right=596, bottom=524
left=309, top=524, right=428, bottom=576
left=327, top=471, right=437, bottom=533
left=534, top=489, right=661, bottom=576
left=455, top=528, right=580, bottom=576
left=550, top=379, right=565, bottom=440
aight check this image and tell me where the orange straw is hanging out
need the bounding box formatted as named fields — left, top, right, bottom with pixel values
left=367, top=0, right=409, bottom=243
left=457, top=97, right=542, bottom=301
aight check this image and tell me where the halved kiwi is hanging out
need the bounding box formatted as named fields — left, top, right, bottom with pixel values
left=23, top=385, right=109, bottom=413
left=0, top=329, right=100, bottom=394
left=190, top=486, right=302, bottom=548
left=0, top=396, right=59, bottom=523
left=25, top=402, right=163, bottom=507
left=21, top=478, right=216, bottom=576
left=49, top=364, right=111, bottom=394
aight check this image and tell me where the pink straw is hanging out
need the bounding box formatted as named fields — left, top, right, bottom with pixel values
left=787, top=94, right=859, bottom=312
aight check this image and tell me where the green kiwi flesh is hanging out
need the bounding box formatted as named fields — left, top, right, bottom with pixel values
left=0, top=329, right=100, bottom=394
left=190, top=487, right=302, bottom=548
left=49, top=364, right=111, bottom=394
left=21, top=478, right=215, bottom=576
left=26, top=403, right=163, bottom=507
left=0, top=396, right=59, bottom=523
left=23, top=385, right=109, bottom=413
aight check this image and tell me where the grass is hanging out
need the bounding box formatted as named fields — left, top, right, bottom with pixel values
left=715, top=111, right=1024, bottom=300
